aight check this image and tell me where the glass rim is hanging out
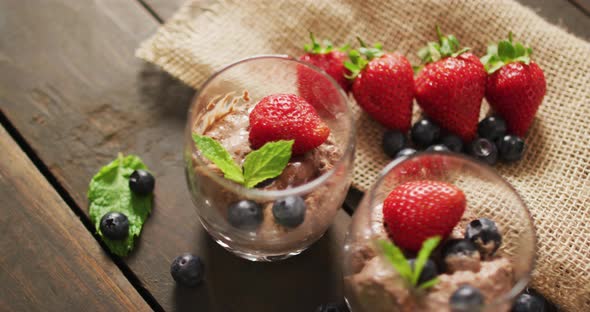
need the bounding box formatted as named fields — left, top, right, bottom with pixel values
left=186, top=54, right=356, bottom=200
left=367, top=152, right=537, bottom=308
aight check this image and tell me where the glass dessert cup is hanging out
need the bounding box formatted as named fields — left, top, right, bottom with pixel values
left=184, top=55, right=355, bottom=261
left=343, top=153, right=536, bottom=311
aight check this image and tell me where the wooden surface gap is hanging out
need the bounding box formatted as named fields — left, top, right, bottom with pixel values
left=135, top=0, right=165, bottom=24
left=568, top=0, right=590, bottom=16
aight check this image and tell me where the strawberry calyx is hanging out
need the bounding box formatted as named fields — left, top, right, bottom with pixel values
left=480, top=32, right=533, bottom=74
left=344, top=37, right=384, bottom=79
left=417, top=26, right=470, bottom=66
left=303, top=32, right=348, bottom=55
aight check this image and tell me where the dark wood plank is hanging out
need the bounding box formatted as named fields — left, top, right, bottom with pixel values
left=0, top=126, right=152, bottom=312
left=569, top=0, right=590, bottom=16
left=0, top=1, right=352, bottom=311
left=516, top=0, right=590, bottom=39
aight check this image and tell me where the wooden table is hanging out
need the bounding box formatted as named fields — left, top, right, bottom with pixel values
left=0, top=1, right=588, bottom=311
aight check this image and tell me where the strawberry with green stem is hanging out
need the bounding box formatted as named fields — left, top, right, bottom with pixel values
left=345, top=38, right=415, bottom=131
left=415, top=27, right=487, bottom=142
left=297, top=33, right=351, bottom=117
left=298, top=32, right=351, bottom=93
left=481, top=33, right=546, bottom=137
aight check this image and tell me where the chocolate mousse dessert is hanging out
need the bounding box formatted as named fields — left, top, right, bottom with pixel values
left=346, top=180, right=514, bottom=312
left=190, top=91, right=349, bottom=255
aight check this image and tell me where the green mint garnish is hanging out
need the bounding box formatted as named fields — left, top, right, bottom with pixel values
left=192, top=134, right=293, bottom=188
left=377, top=239, right=413, bottom=281
left=242, top=140, right=293, bottom=188
left=192, top=135, right=245, bottom=184
left=377, top=236, right=442, bottom=289
left=417, top=26, right=470, bottom=66
left=88, top=154, right=153, bottom=256
left=480, top=32, right=533, bottom=74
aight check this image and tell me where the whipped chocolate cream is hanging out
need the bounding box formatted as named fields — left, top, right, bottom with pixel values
left=445, top=252, right=481, bottom=273
left=346, top=205, right=514, bottom=312
left=202, top=104, right=341, bottom=190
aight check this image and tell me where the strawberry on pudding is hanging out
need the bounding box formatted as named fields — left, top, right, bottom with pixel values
left=346, top=180, right=515, bottom=312
left=190, top=90, right=350, bottom=257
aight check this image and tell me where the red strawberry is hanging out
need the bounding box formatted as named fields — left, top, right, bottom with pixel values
left=482, top=33, right=546, bottom=137
left=415, top=28, right=486, bottom=142
left=382, top=180, right=466, bottom=252
left=297, top=34, right=350, bottom=117
left=298, top=33, right=351, bottom=92
left=347, top=40, right=414, bottom=131
left=249, top=93, right=330, bottom=155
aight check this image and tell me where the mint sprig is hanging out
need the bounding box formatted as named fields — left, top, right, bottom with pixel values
left=480, top=32, right=533, bottom=74
left=377, top=236, right=442, bottom=289
left=192, top=135, right=245, bottom=184
left=88, top=154, right=153, bottom=256
left=193, top=134, right=293, bottom=188
left=242, top=140, right=293, bottom=188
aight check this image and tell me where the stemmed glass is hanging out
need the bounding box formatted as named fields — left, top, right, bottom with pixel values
left=184, top=55, right=355, bottom=261
left=343, top=153, right=536, bottom=311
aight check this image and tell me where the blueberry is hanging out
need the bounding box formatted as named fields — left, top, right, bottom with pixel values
left=439, top=134, right=464, bottom=153
left=497, top=135, right=525, bottom=162
left=442, top=239, right=481, bottom=273
left=426, top=144, right=450, bottom=152
left=382, top=130, right=407, bottom=158
left=468, top=138, right=498, bottom=165
left=315, top=303, right=349, bottom=312
left=411, top=119, right=441, bottom=148
left=272, top=196, right=306, bottom=228
left=450, top=285, right=484, bottom=311
left=408, top=259, right=438, bottom=284
left=396, top=148, right=417, bottom=159
left=511, top=292, right=547, bottom=312
left=465, top=218, right=502, bottom=258
left=99, top=212, right=129, bottom=240
left=478, top=116, right=507, bottom=141
left=170, top=254, right=205, bottom=287
left=227, top=200, right=263, bottom=230
left=129, top=169, right=155, bottom=196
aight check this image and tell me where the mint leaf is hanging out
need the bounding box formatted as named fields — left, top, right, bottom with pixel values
left=377, top=239, right=413, bottom=282
left=378, top=236, right=441, bottom=289
left=418, top=277, right=439, bottom=289
left=412, top=236, right=441, bottom=285
left=192, top=134, right=244, bottom=184
left=88, top=154, right=153, bottom=256
left=243, top=140, right=293, bottom=188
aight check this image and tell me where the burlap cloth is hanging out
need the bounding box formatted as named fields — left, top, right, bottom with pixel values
left=136, top=0, right=590, bottom=310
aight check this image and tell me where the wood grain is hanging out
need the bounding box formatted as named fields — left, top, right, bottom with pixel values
left=518, top=0, right=590, bottom=39
left=0, top=0, right=352, bottom=311
left=0, top=126, right=151, bottom=312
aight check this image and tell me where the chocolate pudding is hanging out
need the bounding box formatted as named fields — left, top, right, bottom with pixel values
left=346, top=205, right=514, bottom=312
left=190, top=91, right=350, bottom=255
